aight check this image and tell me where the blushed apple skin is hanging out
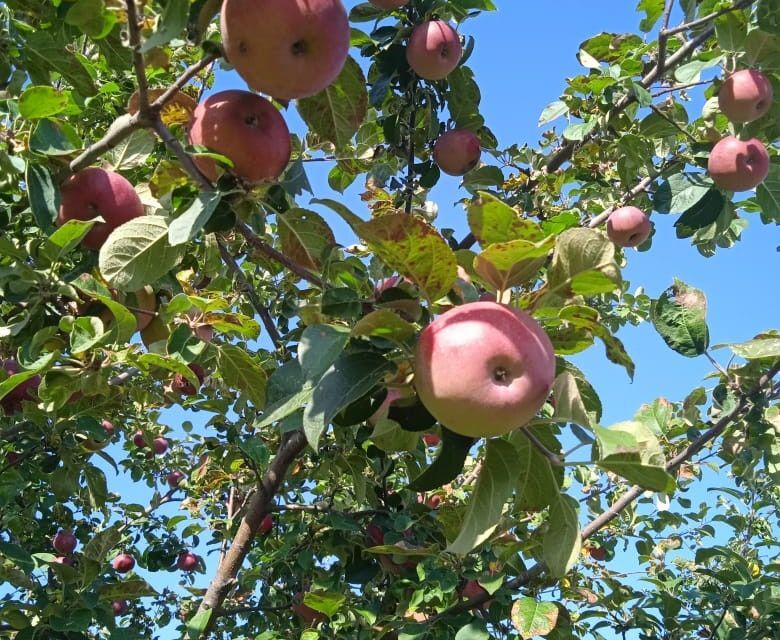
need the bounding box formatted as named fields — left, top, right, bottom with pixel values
left=718, top=69, right=773, bottom=123
left=707, top=135, right=770, bottom=192
left=414, top=302, right=555, bottom=438
left=57, top=168, right=143, bottom=250
left=221, top=0, right=350, bottom=100
left=368, top=387, right=406, bottom=426
left=606, top=206, right=652, bottom=247
left=188, top=90, right=291, bottom=183
left=433, top=129, right=482, bottom=176
left=369, top=0, right=408, bottom=8
left=406, top=20, right=462, bottom=81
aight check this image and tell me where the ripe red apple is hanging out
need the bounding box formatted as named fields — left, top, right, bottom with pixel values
left=414, top=301, right=555, bottom=438
left=259, top=513, right=274, bottom=536
left=82, top=419, right=115, bottom=452
left=221, top=0, right=350, bottom=100
left=718, top=69, right=773, bottom=123
left=366, top=523, right=385, bottom=546
left=167, top=470, right=185, bottom=488
left=187, top=90, right=292, bottom=184
left=588, top=546, right=607, bottom=561
left=606, top=206, right=652, bottom=247
left=422, top=433, right=440, bottom=447
left=1, top=359, right=41, bottom=415
left=177, top=551, right=200, bottom=572
left=171, top=363, right=206, bottom=397
left=152, top=437, right=169, bottom=456
left=426, top=494, right=441, bottom=509
left=52, top=530, right=77, bottom=555
left=461, top=579, right=489, bottom=602
left=369, top=0, right=409, bottom=8
left=112, top=553, right=135, bottom=573
left=292, top=591, right=326, bottom=626
left=406, top=20, right=462, bottom=81
left=708, top=135, right=770, bottom=192
left=433, top=129, right=482, bottom=176
left=132, top=431, right=146, bottom=448
left=111, top=600, right=129, bottom=616
left=57, top=168, right=144, bottom=250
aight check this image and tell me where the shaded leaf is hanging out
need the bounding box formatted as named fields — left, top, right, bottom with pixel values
left=651, top=279, right=709, bottom=357
left=542, top=495, right=581, bottom=578
left=217, top=344, right=267, bottom=408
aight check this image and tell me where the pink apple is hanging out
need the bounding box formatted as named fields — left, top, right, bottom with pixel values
left=406, top=20, right=462, bottom=81
left=132, top=431, right=146, bottom=448
left=187, top=90, right=292, bottom=184
left=433, top=129, right=482, bottom=176
left=606, top=206, right=652, bottom=247
left=718, top=69, right=773, bottom=123
left=460, top=580, right=492, bottom=607
left=57, top=168, right=143, bottom=250
left=370, top=0, right=409, bottom=8
left=1, top=359, right=40, bottom=415
left=112, top=553, right=135, bottom=573
left=414, top=301, right=555, bottom=438
left=221, top=0, right=350, bottom=100
left=259, top=513, right=274, bottom=536
left=177, top=551, right=200, bottom=572
left=708, top=135, right=770, bottom=192
left=111, top=600, right=128, bottom=615
left=426, top=494, right=441, bottom=509
left=167, top=470, right=185, bottom=488
left=52, top=530, right=77, bottom=555
left=368, top=387, right=408, bottom=426
left=152, top=437, right=169, bottom=456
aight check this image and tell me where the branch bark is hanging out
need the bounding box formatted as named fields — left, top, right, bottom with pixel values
left=124, top=0, right=150, bottom=116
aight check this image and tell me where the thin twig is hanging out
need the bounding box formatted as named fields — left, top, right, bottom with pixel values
left=520, top=428, right=564, bottom=466
left=656, top=0, right=676, bottom=71
left=124, top=0, right=150, bottom=116
left=651, top=80, right=710, bottom=97
left=151, top=119, right=213, bottom=190
left=662, top=0, right=756, bottom=37
left=150, top=53, right=219, bottom=112
left=405, top=79, right=417, bottom=215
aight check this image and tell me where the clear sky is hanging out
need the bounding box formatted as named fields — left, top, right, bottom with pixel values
left=107, top=2, right=779, bottom=638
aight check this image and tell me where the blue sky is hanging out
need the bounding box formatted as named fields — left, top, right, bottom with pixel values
left=103, top=2, right=778, bottom=637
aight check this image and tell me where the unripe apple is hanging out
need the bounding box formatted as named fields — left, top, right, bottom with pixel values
left=132, top=431, right=146, bottom=448
left=152, top=437, right=169, bottom=456
left=52, top=530, right=77, bottom=555
left=177, top=551, right=200, bottom=572
left=406, top=20, right=462, bottom=81
left=57, top=168, right=144, bottom=250
left=414, top=302, right=555, bottom=438
left=1, top=359, right=41, bottom=415
left=112, top=553, right=135, bottom=573
left=606, top=206, right=652, bottom=247
left=422, top=433, right=440, bottom=447
left=187, top=90, right=292, bottom=183
left=433, top=129, right=482, bottom=176
left=82, top=419, right=115, bottom=452
left=259, top=513, right=274, bottom=535
left=718, top=69, right=773, bottom=123
left=221, top=0, right=350, bottom=100
left=369, top=0, right=409, bottom=8
left=167, top=470, right=185, bottom=488
left=708, top=135, right=770, bottom=191
left=111, top=600, right=129, bottom=615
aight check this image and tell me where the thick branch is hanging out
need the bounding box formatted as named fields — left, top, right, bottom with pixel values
left=197, top=430, right=309, bottom=633
left=656, top=0, right=675, bottom=71
left=69, top=114, right=146, bottom=173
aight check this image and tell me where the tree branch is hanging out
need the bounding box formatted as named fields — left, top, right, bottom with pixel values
left=69, top=114, right=147, bottom=173
left=150, top=53, right=219, bottom=113
left=520, top=427, right=564, bottom=466
left=124, top=0, right=150, bottom=117
left=656, top=0, right=676, bottom=71
left=197, top=430, right=309, bottom=634
left=150, top=118, right=214, bottom=190
left=662, top=0, right=756, bottom=37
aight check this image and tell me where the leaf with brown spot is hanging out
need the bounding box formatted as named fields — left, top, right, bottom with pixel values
left=511, top=597, right=559, bottom=638
left=474, top=237, right=554, bottom=291
left=467, top=192, right=546, bottom=245
left=278, top=208, right=336, bottom=271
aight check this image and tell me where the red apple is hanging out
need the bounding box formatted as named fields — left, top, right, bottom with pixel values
left=52, top=530, right=77, bottom=555
left=433, top=129, right=481, bottom=176
left=57, top=168, right=143, bottom=250
left=187, top=90, right=292, bottom=184
left=53, top=556, right=74, bottom=566
left=606, top=206, right=652, bottom=247
left=152, top=437, right=169, bottom=456
left=259, top=513, right=274, bottom=536
left=414, top=302, right=555, bottom=438
left=167, top=470, right=185, bottom=488
left=112, top=553, right=135, bottom=573
left=406, top=20, right=462, bottom=81
left=718, top=69, right=773, bottom=123
left=368, top=387, right=407, bottom=426
left=366, top=523, right=385, bottom=546
left=422, top=433, right=440, bottom=447
left=369, top=0, right=408, bottom=8
left=171, top=363, right=206, bottom=397
left=588, top=546, right=607, bottom=561
left=221, top=0, right=350, bottom=100
left=82, top=419, right=115, bottom=452
left=708, top=135, right=770, bottom=192
left=461, top=579, right=488, bottom=601
left=132, top=431, right=146, bottom=448
left=426, top=494, right=441, bottom=509
left=292, top=591, right=326, bottom=626
left=177, top=551, right=200, bottom=572
left=1, top=359, right=41, bottom=415
left=111, top=600, right=129, bottom=615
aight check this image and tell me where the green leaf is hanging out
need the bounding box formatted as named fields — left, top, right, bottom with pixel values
left=720, top=335, right=780, bottom=359
left=655, top=173, right=714, bottom=214
left=675, top=189, right=726, bottom=235
left=0, top=353, right=55, bottom=405
left=297, top=56, right=368, bottom=149
left=29, top=119, right=82, bottom=156
left=82, top=525, right=122, bottom=563
left=594, top=422, right=676, bottom=493
left=538, top=100, right=569, bottom=126
left=25, top=164, right=60, bottom=234
left=509, top=429, right=563, bottom=510
left=511, top=597, right=559, bottom=639
left=408, top=428, right=475, bottom=491
left=169, top=192, right=221, bottom=246
left=99, top=216, right=186, bottom=291
left=303, top=352, right=395, bottom=450
left=633, top=397, right=674, bottom=436
left=446, top=67, right=484, bottom=131
left=303, top=591, right=345, bottom=617
left=475, top=238, right=553, bottom=291
left=26, top=31, right=96, bottom=97
left=447, top=439, right=517, bottom=555
left=716, top=11, right=748, bottom=51
left=745, top=29, right=780, bottom=68
left=217, top=344, right=268, bottom=408
left=757, top=0, right=780, bottom=35
left=548, top=228, right=621, bottom=298
left=298, top=324, right=350, bottom=383
left=140, top=0, right=189, bottom=53
left=756, top=163, right=780, bottom=223
left=551, top=371, right=593, bottom=429
left=98, top=579, right=158, bottom=600
left=278, top=208, right=336, bottom=270
left=72, top=282, right=136, bottom=346
left=674, top=56, right=723, bottom=83
left=467, top=192, right=547, bottom=245
left=369, top=417, right=420, bottom=453
left=351, top=310, right=416, bottom=345
left=542, top=495, right=581, bottom=578
left=65, top=0, right=116, bottom=39
left=19, top=86, right=70, bottom=119
left=105, top=128, right=157, bottom=171
left=310, top=197, right=364, bottom=229
left=186, top=609, right=213, bottom=640
left=454, top=621, right=490, bottom=640
left=355, top=213, right=457, bottom=302
left=46, top=220, right=96, bottom=258
left=562, top=119, right=597, bottom=141
left=651, top=279, right=709, bottom=357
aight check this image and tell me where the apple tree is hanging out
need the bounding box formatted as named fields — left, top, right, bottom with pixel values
left=0, top=0, right=779, bottom=638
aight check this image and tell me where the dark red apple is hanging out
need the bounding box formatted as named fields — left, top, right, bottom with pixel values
left=171, top=363, right=206, bottom=397
left=167, top=470, right=185, bottom=488
left=433, top=129, right=482, bottom=176
left=52, top=530, right=77, bottom=555
left=111, top=600, right=129, bottom=615
left=152, top=437, right=169, bottom=456
left=259, top=513, right=274, bottom=536
left=422, top=433, right=440, bottom=447
left=132, top=431, right=146, bottom=448
left=177, top=551, right=200, bottom=572
left=112, top=553, right=135, bottom=573
left=1, top=359, right=41, bottom=415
